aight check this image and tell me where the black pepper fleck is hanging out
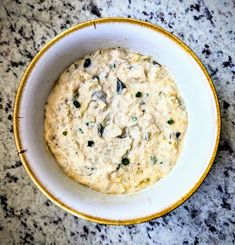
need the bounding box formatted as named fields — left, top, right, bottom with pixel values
left=87, top=141, right=95, bottom=147
left=84, top=58, right=91, bottom=68
left=176, top=132, right=181, bottom=139
left=135, top=91, right=142, bottom=98
left=73, top=100, right=81, bottom=108
left=122, top=158, right=130, bottom=165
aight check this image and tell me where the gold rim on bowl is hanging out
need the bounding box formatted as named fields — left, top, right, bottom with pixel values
left=13, top=17, right=221, bottom=225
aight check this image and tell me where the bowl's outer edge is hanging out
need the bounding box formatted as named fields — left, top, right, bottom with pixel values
left=13, top=17, right=221, bottom=225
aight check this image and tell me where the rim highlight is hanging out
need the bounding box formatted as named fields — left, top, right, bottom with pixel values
left=13, top=17, right=221, bottom=225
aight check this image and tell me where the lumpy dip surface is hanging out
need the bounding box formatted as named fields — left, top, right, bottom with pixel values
left=45, top=48, right=188, bottom=194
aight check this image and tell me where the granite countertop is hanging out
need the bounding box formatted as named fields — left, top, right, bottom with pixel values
left=0, top=0, right=234, bottom=244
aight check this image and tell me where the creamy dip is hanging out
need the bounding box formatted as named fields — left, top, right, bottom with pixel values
left=45, top=48, right=188, bottom=194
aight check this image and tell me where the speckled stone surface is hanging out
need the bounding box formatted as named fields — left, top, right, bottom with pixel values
left=0, top=0, right=234, bottom=244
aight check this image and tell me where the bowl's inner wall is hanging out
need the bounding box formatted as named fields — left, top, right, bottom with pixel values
left=18, top=21, right=218, bottom=220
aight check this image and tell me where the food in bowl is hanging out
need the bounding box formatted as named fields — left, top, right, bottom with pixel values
left=44, top=47, right=188, bottom=194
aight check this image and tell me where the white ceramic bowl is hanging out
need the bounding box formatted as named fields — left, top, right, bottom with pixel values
left=14, top=18, right=220, bottom=225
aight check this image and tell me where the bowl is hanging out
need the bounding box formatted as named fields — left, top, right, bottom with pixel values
left=13, top=18, right=220, bottom=225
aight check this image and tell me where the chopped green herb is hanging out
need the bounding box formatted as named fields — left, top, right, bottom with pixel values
left=122, top=158, right=130, bottom=165
left=87, top=141, right=94, bottom=147
left=116, top=164, right=121, bottom=170
left=131, top=116, right=137, bottom=122
left=84, top=58, right=91, bottom=68
left=73, top=100, right=81, bottom=108
left=135, top=91, right=142, bottom=98
left=78, top=128, right=83, bottom=134
left=167, top=119, right=174, bottom=125
left=62, top=131, right=67, bottom=136
left=150, top=156, right=157, bottom=164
